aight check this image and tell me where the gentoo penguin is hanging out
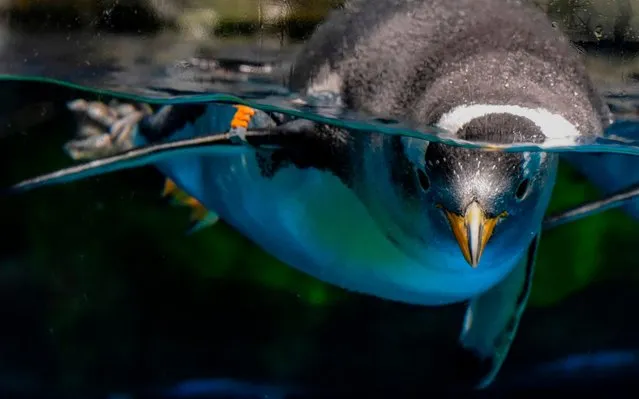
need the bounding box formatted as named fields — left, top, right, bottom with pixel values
left=5, top=0, right=616, bottom=389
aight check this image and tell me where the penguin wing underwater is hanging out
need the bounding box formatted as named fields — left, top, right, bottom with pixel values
left=6, top=0, right=639, bottom=390
left=558, top=115, right=639, bottom=222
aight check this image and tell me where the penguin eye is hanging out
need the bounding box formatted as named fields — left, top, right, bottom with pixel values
left=417, top=169, right=431, bottom=192
left=515, top=178, right=530, bottom=201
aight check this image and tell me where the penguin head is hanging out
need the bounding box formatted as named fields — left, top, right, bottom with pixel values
left=387, top=112, right=558, bottom=269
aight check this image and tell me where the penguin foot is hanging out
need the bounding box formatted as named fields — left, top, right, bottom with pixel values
left=158, top=106, right=257, bottom=234
left=64, top=99, right=153, bottom=161
left=162, top=178, right=219, bottom=234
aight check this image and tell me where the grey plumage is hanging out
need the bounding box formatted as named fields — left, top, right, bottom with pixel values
left=289, top=0, right=609, bottom=136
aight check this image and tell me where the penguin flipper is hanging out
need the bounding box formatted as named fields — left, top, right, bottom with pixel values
left=4, top=114, right=351, bottom=196
left=557, top=85, right=639, bottom=222
left=557, top=154, right=639, bottom=222
left=458, top=234, right=539, bottom=389
left=558, top=83, right=639, bottom=223
left=543, top=182, right=639, bottom=230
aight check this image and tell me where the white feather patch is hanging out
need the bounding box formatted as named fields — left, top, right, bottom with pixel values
left=436, top=104, right=581, bottom=147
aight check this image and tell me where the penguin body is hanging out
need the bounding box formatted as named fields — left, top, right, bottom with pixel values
left=149, top=0, right=609, bottom=387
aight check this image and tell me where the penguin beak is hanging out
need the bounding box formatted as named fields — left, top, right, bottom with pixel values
left=443, top=201, right=500, bottom=268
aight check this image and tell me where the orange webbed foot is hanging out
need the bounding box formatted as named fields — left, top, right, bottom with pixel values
left=161, top=178, right=219, bottom=234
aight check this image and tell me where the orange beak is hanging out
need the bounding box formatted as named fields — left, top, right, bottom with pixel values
left=443, top=201, right=502, bottom=268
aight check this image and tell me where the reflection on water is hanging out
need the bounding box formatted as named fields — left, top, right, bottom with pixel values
left=3, top=23, right=639, bottom=154
left=2, top=1, right=639, bottom=398
left=0, top=31, right=296, bottom=95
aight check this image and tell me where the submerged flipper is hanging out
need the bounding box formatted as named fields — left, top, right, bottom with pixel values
left=543, top=182, right=639, bottom=230
left=3, top=133, right=240, bottom=193
left=557, top=86, right=639, bottom=221
left=458, top=234, right=539, bottom=389
left=4, top=100, right=353, bottom=196
left=560, top=152, right=639, bottom=221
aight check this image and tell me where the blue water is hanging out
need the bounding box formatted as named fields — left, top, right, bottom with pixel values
left=3, top=31, right=639, bottom=398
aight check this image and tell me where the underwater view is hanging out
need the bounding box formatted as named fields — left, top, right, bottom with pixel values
left=3, top=0, right=639, bottom=397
